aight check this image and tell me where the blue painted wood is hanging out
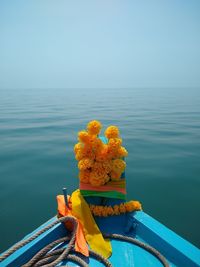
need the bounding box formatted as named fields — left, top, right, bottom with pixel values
left=1, top=211, right=200, bottom=267
left=134, top=212, right=200, bottom=267
left=0, top=217, right=67, bottom=267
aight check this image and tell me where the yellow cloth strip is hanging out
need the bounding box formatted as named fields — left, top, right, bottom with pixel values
left=71, top=189, right=112, bottom=259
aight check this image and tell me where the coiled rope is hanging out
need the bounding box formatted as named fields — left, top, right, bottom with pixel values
left=0, top=216, right=169, bottom=267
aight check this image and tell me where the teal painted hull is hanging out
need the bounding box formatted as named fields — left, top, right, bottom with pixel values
left=1, top=211, right=200, bottom=267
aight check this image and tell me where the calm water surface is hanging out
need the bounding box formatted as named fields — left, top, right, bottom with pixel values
left=0, top=88, right=200, bottom=252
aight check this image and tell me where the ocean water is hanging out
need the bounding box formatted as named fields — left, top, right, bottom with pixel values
left=0, top=88, right=200, bottom=253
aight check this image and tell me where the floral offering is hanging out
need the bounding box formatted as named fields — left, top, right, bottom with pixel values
left=89, top=200, right=142, bottom=217
left=74, top=120, right=128, bottom=187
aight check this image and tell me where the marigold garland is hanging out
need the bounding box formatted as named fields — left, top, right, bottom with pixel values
left=74, top=120, right=128, bottom=187
left=89, top=200, right=142, bottom=217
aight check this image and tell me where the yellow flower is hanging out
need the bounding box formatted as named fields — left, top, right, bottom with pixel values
left=105, top=126, right=120, bottom=139
left=87, top=120, right=102, bottom=135
left=112, top=159, right=126, bottom=173
left=79, top=170, right=90, bottom=184
left=78, top=158, right=94, bottom=170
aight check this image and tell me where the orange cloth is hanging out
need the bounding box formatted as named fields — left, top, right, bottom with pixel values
left=57, top=195, right=89, bottom=257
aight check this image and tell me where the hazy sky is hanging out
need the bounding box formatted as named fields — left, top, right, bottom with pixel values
left=0, top=0, right=200, bottom=89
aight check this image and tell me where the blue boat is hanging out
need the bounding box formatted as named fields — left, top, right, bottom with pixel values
left=1, top=128, right=199, bottom=266
left=1, top=210, right=200, bottom=267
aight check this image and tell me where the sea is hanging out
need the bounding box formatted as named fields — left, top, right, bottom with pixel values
left=0, top=87, right=200, bottom=252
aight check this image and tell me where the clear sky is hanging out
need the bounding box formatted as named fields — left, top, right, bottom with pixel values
left=0, top=0, right=200, bottom=89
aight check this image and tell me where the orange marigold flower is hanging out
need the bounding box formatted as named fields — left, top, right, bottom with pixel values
left=112, top=159, right=126, bottom=173
left=92, top=164, right=108, bottom=183
left=89, top=178, right=102, bottom=187
left=107, top=206, right=114, bottom=216
left=92, top=137, right=103, bottom=152
left=78, top=130, right=95, bottom=146
left=89, top=200, right=142, bottom=217
left=74, top=142, right=82, bottom=154
left=89, top=171, right=105, bottom=186
left=75, top=150, right=85, bottom=161
left=95, top=144, right=109, bottom=161
left=89, top=168, right=109, bottom=186
left=93, top=206, right=100, bottom=216
left=113, top=205, right=120, bottom=215
left=116, top=146, right=128, bottom=158
left=119, top=203, right=126, bottom=213
left=108, top=138, right=122, bottom=151
left=78, top=130, right=90, bottom=143
left=102, top=208, right=108, bottom=217
left=79, top=170, right=90, bottom=184
left=82, top=145, right=95, bottom=160
left=101, top=160, right=113, bottom=173
left=106, top=147, right=115, bottom=160
left=110, top=171, right=121, bottom=181
left=98, top=206, right=104, bottom=216
left=125, top=202, right=133, bottom=212
left=105, top=126, right=120, bottom=139
left=130, top=200, right=142, bottom=211
left=104, top=174, right=110, bottom=184
left=90, top=205, right=95, bottom=212
left=92, top=160, right=111, bottom=176
left=75, top=121, right=128, bottom=187
left=78, top=158, right=94, bottom=170
left=93, top=161, right=104, bottom=172
left=87, top=120, right=102, bottom=135
left=124, top=201, right=142, bottom=212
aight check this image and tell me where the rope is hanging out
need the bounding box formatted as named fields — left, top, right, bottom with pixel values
left=0, top=216, right=77, bottom=266
left=104, top=233, right=169, bottom=267
left=0, top=216, right=169, bottom=267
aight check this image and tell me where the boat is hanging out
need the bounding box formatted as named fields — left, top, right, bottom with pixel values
left=1, top=121, right=200, bottom=266
left=1, top=210, right=200, bottom=267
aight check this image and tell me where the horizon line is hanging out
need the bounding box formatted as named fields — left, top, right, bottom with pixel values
left=1, top=86, right=200, bottom=90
